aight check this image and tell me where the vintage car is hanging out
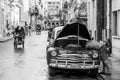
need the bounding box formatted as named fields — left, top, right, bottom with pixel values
left=46, top=17, right=100, bottom=77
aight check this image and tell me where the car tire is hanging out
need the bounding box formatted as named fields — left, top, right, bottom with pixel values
left=49, top=66, right=56, bottom=77
left=47, top=54, right=51, bottom=65
left=90, top=68, right=98, bottom=77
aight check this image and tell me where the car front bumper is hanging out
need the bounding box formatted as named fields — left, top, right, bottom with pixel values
left=49, top=59, right=99, bottom=70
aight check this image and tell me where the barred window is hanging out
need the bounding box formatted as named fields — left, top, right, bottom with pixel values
left=113, top=11, right=117, bottom=35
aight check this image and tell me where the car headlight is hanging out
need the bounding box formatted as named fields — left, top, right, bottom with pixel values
left=51, top=51, right=57, bottom=56
left=92, top=53, right=98, bottom=58
left=48, top=47, right=55, bottom=51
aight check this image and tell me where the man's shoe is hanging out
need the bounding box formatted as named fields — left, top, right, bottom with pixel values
left=104, top=72, right=111, bottom=75
left=99, top=71, right=111, bottom=75
left=99, top=71, right=105, bottom=74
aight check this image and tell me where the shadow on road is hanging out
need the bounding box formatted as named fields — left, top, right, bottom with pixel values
left=48, top=72, right=106, bottom=80
left=14, top=48, right=25, bottom=68
left=14, top=48, right=25, bottom=53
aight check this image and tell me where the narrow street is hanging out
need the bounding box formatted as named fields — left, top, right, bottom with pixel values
left=0, top=31, right=119, bottom=80
left=0, top=31, right=48, bottom=80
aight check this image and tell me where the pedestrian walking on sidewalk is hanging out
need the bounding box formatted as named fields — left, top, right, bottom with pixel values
left=28, top=24, right=32, bottom=36
left=24, top=22, right=28, bottom=35
left=106, top=39, right=112, bottom=57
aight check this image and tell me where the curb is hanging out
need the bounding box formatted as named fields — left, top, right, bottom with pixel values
left=109, top=55, right=120, bottom=62
left=0, top=36, right=13, bottom=42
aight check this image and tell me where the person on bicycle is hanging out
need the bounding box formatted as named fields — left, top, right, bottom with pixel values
left=28, top=24, right=32, bottom=36
left=14, top=26, right=25, bottom=42
left=47, top=27, right=53, bottom=41
left=36, top=24, right=41, bottom=34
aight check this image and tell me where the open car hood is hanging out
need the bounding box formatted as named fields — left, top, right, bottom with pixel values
left=56, top=17, right=91, bottom=40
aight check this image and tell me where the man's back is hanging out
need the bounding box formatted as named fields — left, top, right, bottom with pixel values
left=15, top=27, right=25, bottom=36
left=15, top=27, right=20, bottom=34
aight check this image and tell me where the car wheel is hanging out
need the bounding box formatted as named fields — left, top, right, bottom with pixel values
left=49, top=66, right=56, bottom=77
left=90, top=68, right=98, bottom=77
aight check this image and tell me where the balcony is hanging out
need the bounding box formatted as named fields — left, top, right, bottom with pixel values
left=12, top=0, right=23, bottom=8
left=29, top=7, right=39, bottom=16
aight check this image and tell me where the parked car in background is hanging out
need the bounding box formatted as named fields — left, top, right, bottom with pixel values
left=46, top=17, right=101, bottom=77
left=47, top=26, right=63, bottom=42
left=49, top=26, right=63, bottom=44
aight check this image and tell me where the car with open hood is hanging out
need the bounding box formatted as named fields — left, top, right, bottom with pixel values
left=46, top=17, right=100, bottom=77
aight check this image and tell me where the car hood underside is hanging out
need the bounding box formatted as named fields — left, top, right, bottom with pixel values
left=56, top=22, right=91, bottom=40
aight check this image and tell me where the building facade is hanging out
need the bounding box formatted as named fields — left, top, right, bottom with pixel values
left=20, top=0, right=30, bottom=26
left=0, top=0, right=5, bottom=37
left=87, top=0, right=110, bottom=41
left=111, top=0, right=120, bottom=58
left=0, top=0, right=23, bottom=38
left=11, top=0, right=23, bottom=26
left=43, top=0, right=62, bottom=28
left=28, top=0, right=44, bottom=30
left=87, top=0, right=97, bottom=39
left=112, top=0, right=120, bottom=36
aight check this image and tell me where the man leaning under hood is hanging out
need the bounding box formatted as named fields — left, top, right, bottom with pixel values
left=86, top=39, right=111, bottom=75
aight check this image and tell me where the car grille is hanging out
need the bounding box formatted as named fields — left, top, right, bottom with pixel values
left=54, top=56, right=98, bottom=66
left=57, top=55, right=91, bottom=61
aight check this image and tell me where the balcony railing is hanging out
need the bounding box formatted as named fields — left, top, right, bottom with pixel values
left=13, top=0, right=23, bottom=6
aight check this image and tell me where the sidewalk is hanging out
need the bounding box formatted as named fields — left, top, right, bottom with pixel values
left=112, top=36, right=120, bottom=60
left=0, top=35, right=13, bottom=42
left=111, top=46, right=120, bottom=60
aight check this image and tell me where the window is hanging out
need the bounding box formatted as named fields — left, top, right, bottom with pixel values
left=48, top=2, right=51, bottom=4
left=56, top=6, right=59, bottom=8
left=53, top=2, right=55, bottom=4
left=57, top=2, right=59, bottom=4
left=52, top=11, right=54, bottom=14
left=113, top=11, right=117, bottom=35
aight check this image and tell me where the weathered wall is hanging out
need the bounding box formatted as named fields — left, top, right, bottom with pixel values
left=97, top=0, right=107, bottom=41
